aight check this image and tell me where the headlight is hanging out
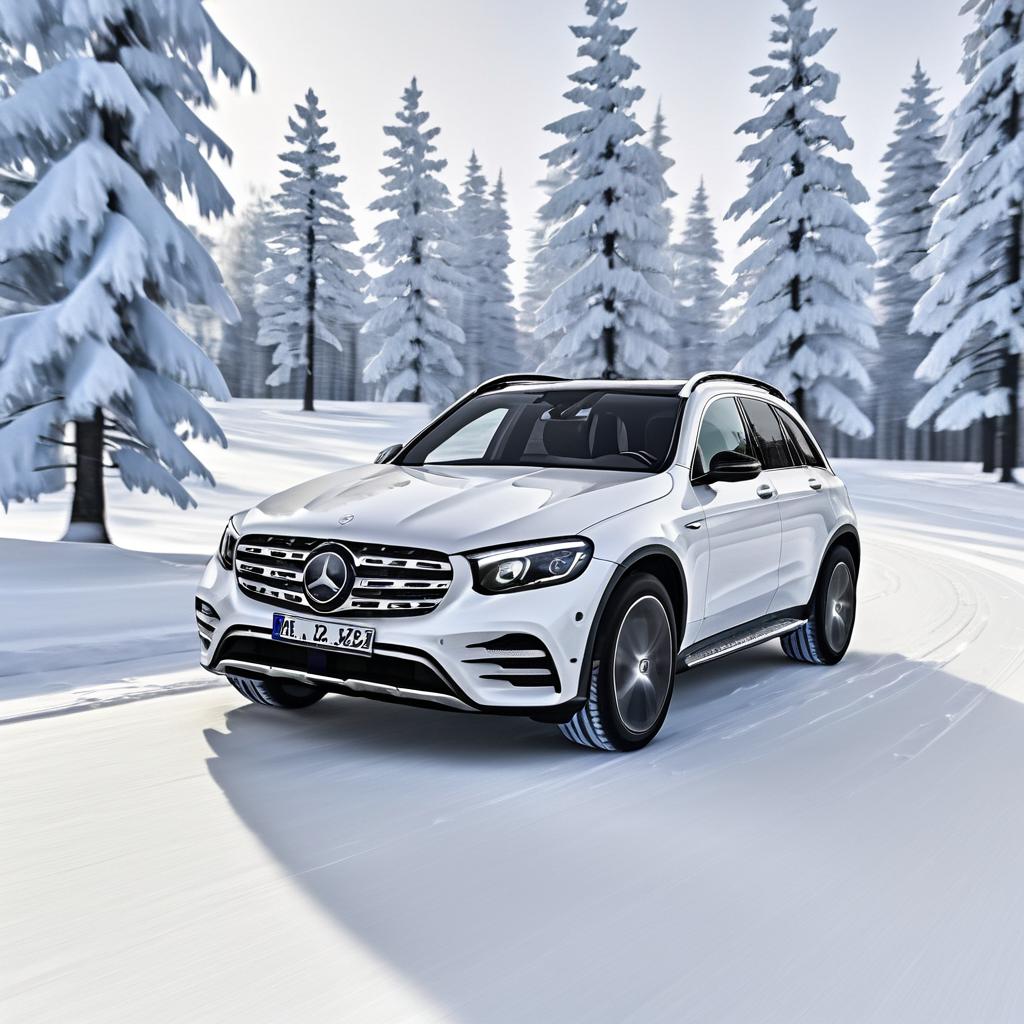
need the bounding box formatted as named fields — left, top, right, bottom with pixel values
left=217, top=515, right=242, bottom=570
left=465, top=538, right=593, bottom=594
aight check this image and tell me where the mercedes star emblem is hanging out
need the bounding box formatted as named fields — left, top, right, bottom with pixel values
left=302, top=547, right=352, bottom=610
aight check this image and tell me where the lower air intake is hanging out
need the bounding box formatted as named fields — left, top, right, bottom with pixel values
left=462, top=634, right=560, bottom=691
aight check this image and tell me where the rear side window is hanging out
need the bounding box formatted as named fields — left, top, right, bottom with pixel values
left=694, top=397, right=753, bottom=477
left=777, top=409, right=827, bottom=469
left=738, top=398, right=795, bottom=470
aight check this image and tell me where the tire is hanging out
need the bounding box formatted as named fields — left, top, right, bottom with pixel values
left=781, top=546, right=857, bottom=666
left=558, top=573, right=677, bottom=752
left=227, top=673, right=327, bottom=709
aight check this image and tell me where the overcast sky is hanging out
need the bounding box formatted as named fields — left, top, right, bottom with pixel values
left=204, top=0, right=967, bottom=293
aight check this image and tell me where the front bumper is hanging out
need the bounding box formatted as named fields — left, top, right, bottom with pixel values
left=196, top=551, right=616, bottom=716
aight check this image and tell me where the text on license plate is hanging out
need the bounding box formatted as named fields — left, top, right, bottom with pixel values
left=272, top=613, right=375, bottom=656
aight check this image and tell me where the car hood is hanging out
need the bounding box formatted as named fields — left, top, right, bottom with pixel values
left=242, top=463, right=672, bottom=552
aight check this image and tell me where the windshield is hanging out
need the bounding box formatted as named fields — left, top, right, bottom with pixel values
left=399, top=389, right=684, bottom=472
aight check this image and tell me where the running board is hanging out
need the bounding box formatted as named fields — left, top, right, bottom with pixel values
left=683, top=617, right=806, bottom=668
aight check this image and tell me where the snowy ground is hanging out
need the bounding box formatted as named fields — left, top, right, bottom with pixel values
left=3, top=404, right=1024, bottom=1022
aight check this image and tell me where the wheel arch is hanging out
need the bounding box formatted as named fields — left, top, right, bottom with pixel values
left=824, top=524, right=861, bottom=575
left=573, top=544, right=688, bottom=701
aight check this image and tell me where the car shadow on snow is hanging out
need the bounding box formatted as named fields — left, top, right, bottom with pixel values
left=201, top=644, right=1024, bottom=1023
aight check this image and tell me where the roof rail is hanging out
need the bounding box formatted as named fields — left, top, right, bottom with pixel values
left=471, top=373, right=566, bottom=396
left=679, top=372, right=787, bottom=403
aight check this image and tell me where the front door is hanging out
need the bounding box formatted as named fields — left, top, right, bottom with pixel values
left=692, top=396, right=782, bottom=641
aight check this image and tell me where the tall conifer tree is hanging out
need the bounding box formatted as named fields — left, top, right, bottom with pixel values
left=257, top=90, right=366, bottom=412
left=726, top=0, right=877, bottom=437
left=362, top=79, right=465, bottom=406
left=910, top=1, right=1024, bottom=481
left=874, top=63, right=945, bottom=459
left=0, top=0, right=254, bottom=539
left=535, top=0, right=675, bottom=379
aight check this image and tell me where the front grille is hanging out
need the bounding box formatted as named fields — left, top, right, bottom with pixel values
left=462, top=633, right=560, bottom=690
left=214, top=634, right=453, bottom=696
left=234, top=533, right=453, bottom=617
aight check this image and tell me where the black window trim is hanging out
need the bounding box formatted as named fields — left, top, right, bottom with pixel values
left=767, top=404, right=802, bottom=468
left=733, top=396, right=793, bottom=472
left=772, top=405, right=831, bottom=472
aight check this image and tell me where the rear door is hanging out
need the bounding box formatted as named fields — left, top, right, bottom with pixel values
left=692, top=396, right=782, bottom=640
left=739, top=398, right=835, bottom=615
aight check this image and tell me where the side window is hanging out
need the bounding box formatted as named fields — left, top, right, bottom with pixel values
left=423, top=408, right=507, bottom=464
left=694, top=398, right=753, bottom=477
left=738, top=398, right=795, bottom=470
left=777, top=409, right=826, bottom=469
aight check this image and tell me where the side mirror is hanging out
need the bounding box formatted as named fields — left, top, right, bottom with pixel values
left=705, top=450, right=762, bottom=483
left=375, top=444, right=403, bottom=465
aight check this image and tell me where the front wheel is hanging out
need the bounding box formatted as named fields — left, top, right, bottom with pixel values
left=558, top=573, right=677, bottom=752
left=781, top=546, right=857, bottom=665
left=227, top=674, right=327, bottom=709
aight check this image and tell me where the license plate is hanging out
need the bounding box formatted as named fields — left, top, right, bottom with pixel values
left=272, top=613, right=375, bottom=656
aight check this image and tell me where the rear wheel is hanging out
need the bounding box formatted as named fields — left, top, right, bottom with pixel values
left=781, top=546, right=857, bottom=665
left=559, top=573, right=677, bottom=752
left=227, top=674, right=327, bottom=709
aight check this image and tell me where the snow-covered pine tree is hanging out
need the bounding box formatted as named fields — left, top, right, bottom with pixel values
left=257, top=90, right=366, bottom=412
left=535, top=0, right=676, bottom=379
left=649, top=100, right=676, bottom=240
left=519, top=162, right=570, bottom=369
left=451, top=150, right=492, bottom=387
left=362, top=79, right=465, bottom=406
left=725, top=0, right=878, bottom=437
left=874, top=63, right=945, bottom=461
left=674, top=179, right=726, bottom=376
left=217, top=194, right=274, bottom=398
left=481, top=171, right=520, bottom=377
left=910, top=1, right=1024, bottom=482
left=0, top=0, right=253, bottom=540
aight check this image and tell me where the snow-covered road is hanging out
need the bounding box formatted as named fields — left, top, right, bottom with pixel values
left=4, top=455, right=1024, bottom=1022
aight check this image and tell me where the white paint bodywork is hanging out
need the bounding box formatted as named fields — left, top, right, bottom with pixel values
left=197, top=380, right=858, bottom=711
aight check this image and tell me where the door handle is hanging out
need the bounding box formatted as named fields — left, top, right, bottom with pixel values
left=684, top=520, right=703, bottom=530
left=808, top=477, right=823, bottom=491
left=756, top=483, right=775, bottom=499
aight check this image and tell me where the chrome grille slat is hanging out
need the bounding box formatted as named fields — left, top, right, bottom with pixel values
left=235, top=534, right=453, bottom=617
left=356, top=554, right=449, bottom=572
left=352, top=577, right=450, bottom=591
left=236, top=559, right=305, bottom=582
left=236, top=543, right=309, bottom=561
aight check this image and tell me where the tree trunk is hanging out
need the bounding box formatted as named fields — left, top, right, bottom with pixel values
left=1000, top=82, right=1021, bottom=481
left=1000, top=351, right=1020, bottom=482
left=64, top=411, right=110, bottom=543
left=982, top=416, right=997, bottom=473
left=303, top=223, right=316, bottom=412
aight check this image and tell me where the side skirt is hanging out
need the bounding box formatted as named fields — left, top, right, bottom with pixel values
left=678, top=609, right=807, bottom=671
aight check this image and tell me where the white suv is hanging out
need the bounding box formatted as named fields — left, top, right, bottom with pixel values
left=196, top=372, right=859, bottom=751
